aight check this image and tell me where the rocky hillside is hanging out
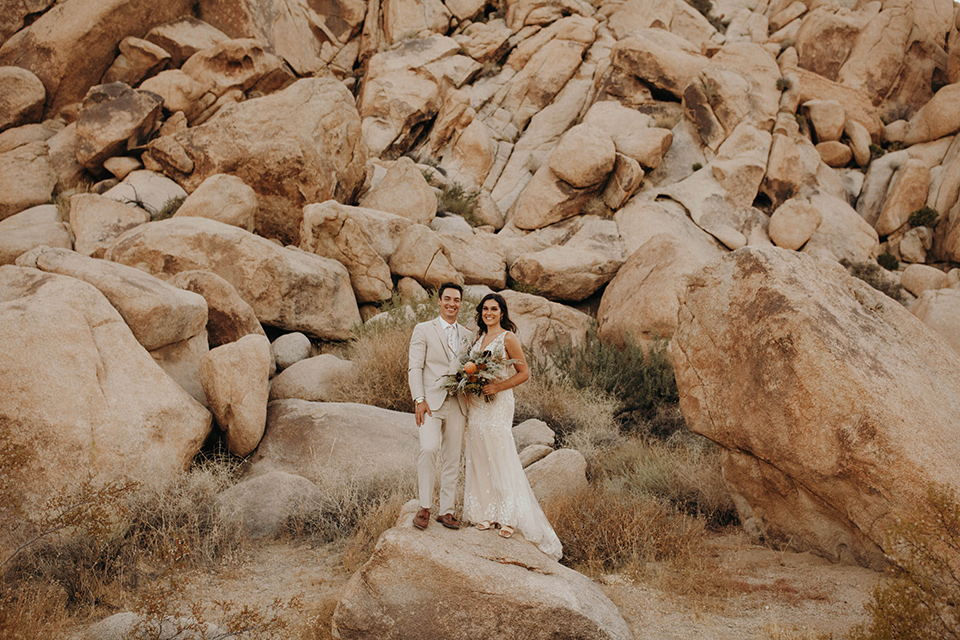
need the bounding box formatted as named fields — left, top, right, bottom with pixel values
left=3, top=0, right=960, bottom=608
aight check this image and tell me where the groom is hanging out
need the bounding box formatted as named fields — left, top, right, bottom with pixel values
left=408, top=282, right=471, bottom=531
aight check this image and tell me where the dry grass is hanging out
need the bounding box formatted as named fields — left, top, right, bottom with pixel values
left=546, top=483, right=706, bottom=579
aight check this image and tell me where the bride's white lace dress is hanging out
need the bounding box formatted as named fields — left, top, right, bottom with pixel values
left=462, top=331, right=563, bottom=561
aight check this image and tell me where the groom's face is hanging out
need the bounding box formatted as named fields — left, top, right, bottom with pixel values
left=438, top=289, right=462, bottom=323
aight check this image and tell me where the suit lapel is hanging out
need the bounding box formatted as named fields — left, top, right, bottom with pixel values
left=431, top=318, right=452, bottom=361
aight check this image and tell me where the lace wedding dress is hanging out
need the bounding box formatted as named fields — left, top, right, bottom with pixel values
left=462, top=332, right=563, bottom=561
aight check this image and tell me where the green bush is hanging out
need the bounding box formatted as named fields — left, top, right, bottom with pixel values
left=776, top=76, right=792, bottom=92
left=848, top=484, right=960, bottom=640
left=153, top=195, right=185, bottom=221
left=437, top=181, right=480, bottom=222
left=692, top=162, right=703, bottom=172
left=908, top=206, right=939, bottom=229
left=841, top=259, right=906, bottom=303
left=877, top=253, right=899, bottom=271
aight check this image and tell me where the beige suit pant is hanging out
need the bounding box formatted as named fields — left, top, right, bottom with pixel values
left=417, top=395, right=465, bottom=515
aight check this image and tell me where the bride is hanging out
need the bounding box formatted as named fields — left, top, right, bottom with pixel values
left=462, top=292, right=562, bottom=561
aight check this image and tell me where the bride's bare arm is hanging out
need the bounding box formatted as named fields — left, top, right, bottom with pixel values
left=481, top=332, right=530, bottom=395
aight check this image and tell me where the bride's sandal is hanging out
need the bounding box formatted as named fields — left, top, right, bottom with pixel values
left=498, top=525, right=515, bottom=539
left=475, top=521, right=493, bottom=531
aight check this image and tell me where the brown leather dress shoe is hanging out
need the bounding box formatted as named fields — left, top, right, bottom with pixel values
left=436, top=513, right=461, bottom=529
left=413, top=507, right=430, bottom=530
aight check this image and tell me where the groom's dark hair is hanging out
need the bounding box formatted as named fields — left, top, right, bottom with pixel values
left=437, top=282, right=463, bottom=298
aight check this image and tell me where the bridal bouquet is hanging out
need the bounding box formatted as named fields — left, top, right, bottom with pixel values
left=440, top=349, right=517, bottom=403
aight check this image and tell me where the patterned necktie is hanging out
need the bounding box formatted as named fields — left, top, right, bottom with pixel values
left=445, top=324, right=457, bottom=353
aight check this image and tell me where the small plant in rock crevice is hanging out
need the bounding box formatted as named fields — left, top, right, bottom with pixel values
left=908, top=206, right=939, bottom=229
left=840, top=259, right=906, bottom=303
left=877, top=253, right=899, bottom=271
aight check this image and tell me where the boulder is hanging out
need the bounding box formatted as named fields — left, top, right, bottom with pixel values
left=672, top=246, right=960, bottom=568
left=272, top=332, right=312, bottom=371
left=768, top=198, right=822, bottom=251
left=597, top=234, right=706, bottom=349
left=0, top=204, right=71, bottom=265
left=525, top=449, right=589, bottom=507
left=0, top=142, right=56, bottom=221
left=899, top=226, right=933, bottom=264
left=610, top=28, right=708, bottom=100
left=802, top=99, right=845, bottom=142
left=269, top=353, right=355, bottom=402
left=509, top=218, right=625, bottom=301
left=793, top=6, right=867, bottom=80
left=215, top=471, right=320, bottom=539
left=816, top=141, right=852, bottom=167
left=173, top=173, right=257, bottom=232
left=875, top=159, right=930, bottom=237
left=452, top=18, right=512, bottom=62
left=144, top=17, right=230, bottom=68
left=69, top=193, right=150, bottom=258
left=101, top=36, right=171, bottom=87
left=105, top=217, right=361, bottom=340
left=200, top=334, right=271, bottom=457
left=358, top=157, right=437, bottom=225
left=0, top=67, right=45, bottom=133
left=506, top=0, right=596, bottom=30
left=168, top=270, right=266, bottom=348
left=583, top=101, right=673, bottom=170
left=519, top=444, right=553, bottom=468
left=845, top=119, right=871, bottom=167
left=300, top=201, right=397, bottom=304
left=802, top=192, right=879, bottom=264
left=180, top=38, right=289, bottom=99
left=0, top=266, right=210, bottom=550
left=437, top=231, right=508, bottom=290
left=244, top=400, right=419, bottom=484
left=0, top=0, right=55, bottom=44
left=102, top=170, right=187, bottom=218
left=332, top=501, right=632, bottom=640
left=905, top=83, right=960, bottom=146
left=601, top=153, right=644, bottom=210
left=143, top=78, right=366, bottom=245
left=509, top=165, right=594, bottom=231
left=910, top=289, right=960, bottom=355
left=837, top=7, right=913, bottom=107
left=760, top=126, right=803, bottom=207
left=0, top=0, right=195, bottom=116
left=75, top=82, right=164, bottom=172
left=382, top=0, right=452, bottom=43
left=547, top=124, right=616, bottom=188
left=498, top=289, right=592, bottom=356
left=0, top=119, right=62, bottom=154
left=513, top=419, right=556, bottom=452
left=793, top=68, right=883, bottom=140
left=83, top=611, right=219, bottom=640
left=148, top=331, right=209, bottom=404
left=20, top=246, right=207, bottom=351
left=614, top=197, right=725, bottom=260
left=138, top=70, right=211, bottom=124
left=901, top=263, right=949, bottom=297
left=857, top=151, right=908, bottom=228
left=389, top=224, right=462, bottom=289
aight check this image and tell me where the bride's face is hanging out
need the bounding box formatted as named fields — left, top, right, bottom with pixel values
left=481, top=300, right=502, bottom=328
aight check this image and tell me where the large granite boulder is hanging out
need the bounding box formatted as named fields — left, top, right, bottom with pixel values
left=0, top=204, right=71, bottom=265
left=69, top=193, right=150, bottom=258
left=168, top=270, right=265, bottom=348
left=672, top=246, right=960, bottom=569
left=0, top=142, right=56, bottom=221
left=0, top=266, right=210, bottom=555
left=105, top=217, right=361, bottom=340
left=142, top=78, right=365, bottom=244
left=332, top=501, right=632, bottom=640
left=499, top=290, right=592, bottom=356
left=0, top=67, right=45, bottom=133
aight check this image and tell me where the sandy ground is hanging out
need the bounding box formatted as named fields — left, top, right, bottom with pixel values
left=125, top=530, right=881, bottom=639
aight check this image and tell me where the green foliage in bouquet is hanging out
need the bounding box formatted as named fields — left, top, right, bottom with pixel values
left=439, top=347, right=517, bottom=403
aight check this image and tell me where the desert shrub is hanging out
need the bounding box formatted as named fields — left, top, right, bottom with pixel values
left=908, top=206, right=939, bottom=229
left=595, top=433, right=737, bottom=528
left=539, top=330, right=679, bottom=432
left=692, top=162, right=703, bottom=171
left=506, top=278, right=539, bottom=295
left=841, top=259, right=906, bottom=303
left=0, top=583, right=70, bottom=640
left=152, top=195, right=186, bottom=221
left=776, top=76, right=793, bottom=92
left=437, top=181, right=480, bottom=220
left=583, top=195, right=612, bottom=218
left=870, top=143, right=886, bottom=160
left=877, top=253, right=899, bottom=271
left=849, top=484, right=960, bottom=640
left=545, top=482, right=705, bottom=577
left=653, top=111, right=682, bottom=129
left=685, top=0, right=712, bottom=18
left=340, top=489, right=412, bottom=573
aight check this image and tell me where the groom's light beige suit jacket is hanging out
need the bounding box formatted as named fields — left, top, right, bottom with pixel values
left=408, top=318, right=472, bottom=414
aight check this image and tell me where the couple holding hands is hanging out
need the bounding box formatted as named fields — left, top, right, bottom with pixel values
left=407, top=283, right=562, bottom=561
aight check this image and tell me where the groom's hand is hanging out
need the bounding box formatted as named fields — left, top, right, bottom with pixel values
left=415, top=401, right=431, bottom=427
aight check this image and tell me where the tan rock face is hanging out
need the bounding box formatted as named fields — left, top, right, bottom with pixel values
left=438, top=231, right=507, bottom=289
left=837, top=6, right=912, bottom=105
left=200, top=334, right=271, bottom=457
left=875, top=159, right=931, bottom=237
left=901, top=263, right=949, bottom=297
left=168, top=270, right=266, bottom=348
left=143, top=78, right=366, bottom=245
left=598, top=234, right=706, bottom=349
left=145, top=17, right=230, bottom=68
left=673, top=246, right=960, bottom=569
left=138, top=70, right=210, bottom=124
left=358, top=157, right=437, bottom=225
left=910, top=289, right=960, bottom=355
left=548, top=123, right=616, bottom=188
left=0, top=205, right=71, bottom=265
left=510, top=165, right=593, bottom=231
left=75, top=83, right=164, bottom=172
left=0, top=0, right=54, bottom=44
left=768, top=198, right=822, bottom=251
left=0, top=142, right=56, bottom=221
left=21, top=246, right=207, bottom=352
left=216, top=470, right=319, bottom=539
left=388, top=224, right=461, bottom=289
left=610, top=28, right=708, bottom=100
left=149, top=330, right=209, bottom=405
left=905, top=83, right=960, bottom=146
left=0, top=0, right=195, bottom=116
left=793, top=68, right=883, bottom=140
left=0, top=67, right=45, bottom=133
left=802, top=192, right=879, bottom=264
left=332, top=501, right=632, bottom=640
left=105, top=217, right=361, bottom=340
left=268, top=353, right=356, bottom=402
left=793, top=7, right=865, bottom=81
left=761, top=130, right=803, bottom=206
left=802, top=99, right=845, bottom=142
left=0, top=266, right=210, bottom=549
left=181, top=38, right=289, bottom=98
left=101, top=36, right=171, bottom=87
left=499, top=289, right=592, bottom=357
left=581, top=100, right=672, bottom=170
left=174, top=173, right=257, bottom=232
left=69, top=193, right=149, bottom=258
left=525, top=448, right=588, bottom=506
left=245, top=400, right=419, bottom=483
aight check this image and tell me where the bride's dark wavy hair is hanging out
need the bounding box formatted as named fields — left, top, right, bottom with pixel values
left=475, top=293, right=518, bottom=336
